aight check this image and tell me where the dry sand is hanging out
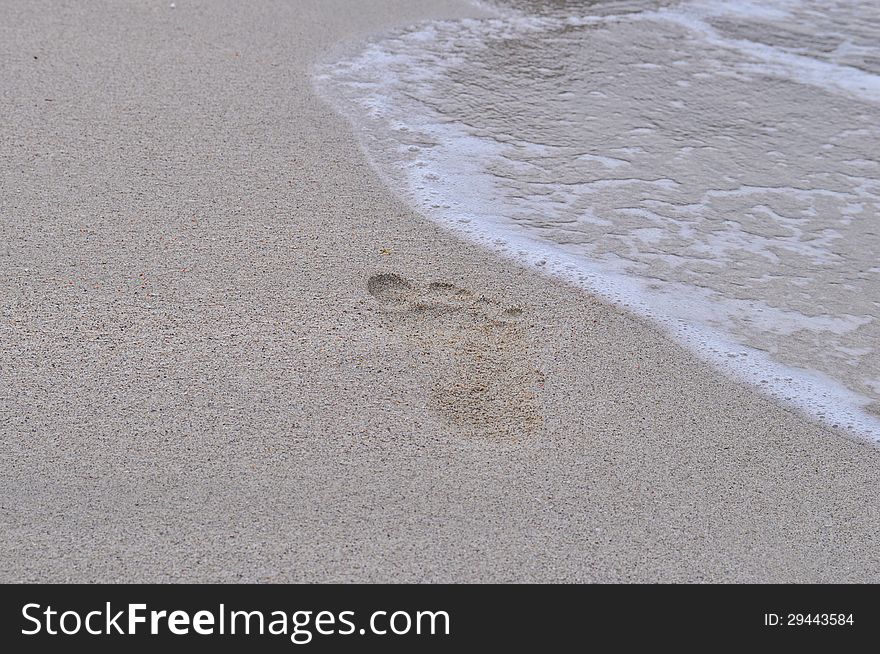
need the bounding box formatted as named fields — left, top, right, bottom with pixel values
left=1, top=0, right=879, bottom=582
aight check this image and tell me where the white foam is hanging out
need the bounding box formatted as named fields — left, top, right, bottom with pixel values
left=644, top=0, right=880, bottom=104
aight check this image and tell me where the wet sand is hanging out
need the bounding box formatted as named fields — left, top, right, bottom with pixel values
left=1, top=0, right=879, bottom=582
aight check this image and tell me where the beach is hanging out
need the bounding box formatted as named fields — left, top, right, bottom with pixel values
left=2, top=0, right=879, bottom=582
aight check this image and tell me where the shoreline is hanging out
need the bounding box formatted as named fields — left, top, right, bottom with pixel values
left=315, top=4, right=880, bottom=443
left=2, top=0, right=880, bottom=582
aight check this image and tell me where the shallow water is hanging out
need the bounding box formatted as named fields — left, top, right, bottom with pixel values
left=315, top=0, right=880, bottom=440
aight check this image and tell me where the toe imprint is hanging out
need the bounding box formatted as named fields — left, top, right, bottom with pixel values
left=366, top=272, right=540, bottom=437
left=367, top=273, right=412, bottom=306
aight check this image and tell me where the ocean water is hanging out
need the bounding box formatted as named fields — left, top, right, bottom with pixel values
left=315, top=0, right=880, bottom=441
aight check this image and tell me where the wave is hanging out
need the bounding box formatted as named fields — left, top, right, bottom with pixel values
left=314, top=0, right=880, bottom=441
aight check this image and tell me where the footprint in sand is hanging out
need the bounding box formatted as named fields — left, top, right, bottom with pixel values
left=367, top=272, right=540, bottom=437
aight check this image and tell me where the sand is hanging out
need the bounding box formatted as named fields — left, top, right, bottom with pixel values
left=1, top=0, right=879, bottom=583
